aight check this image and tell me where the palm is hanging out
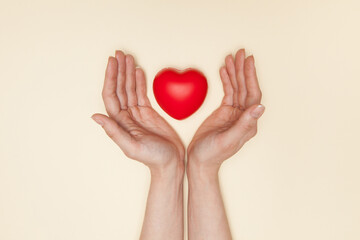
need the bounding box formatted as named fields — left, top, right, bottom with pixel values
left=92, top=51, right=184, bottom=169
left=114, top=106, right=184, bottom=166
left=188, top=49, right=264, bottom=166
left=189, top=106, right=244, bottom=164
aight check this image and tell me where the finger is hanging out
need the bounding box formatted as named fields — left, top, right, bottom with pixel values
left=244, top=55, right=262, bottom=107
left=91, top=113, right=136, bottom=157
left=233, top=104, right=265, bottom=139
left=235, top=49, right=247, bottom=109
left=102, top=57, right=121, bottom=118
left=125, top=54, right=138, bottom=107
left=225, top=54, right=239, bottom=107
left=219, top=66, right=234, bottom=106
left=115, top=50, right=128, bottom=109
left=135, top=68, right=151, bottom=107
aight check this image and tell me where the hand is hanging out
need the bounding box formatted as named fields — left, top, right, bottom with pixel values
left=92, top=51, right=185, bottom=173
left=187, top=49, right=265, bottom=172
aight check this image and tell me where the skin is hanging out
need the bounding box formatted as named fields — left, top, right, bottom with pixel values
left=187, top=49, right=265, bottom=240
left=92, top=49, right=265, bottom=240
left=92, top=50, right=185, bottom=240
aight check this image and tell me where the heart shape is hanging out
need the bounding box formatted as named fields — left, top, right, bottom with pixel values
left=153, top=68, right=208, bottom=120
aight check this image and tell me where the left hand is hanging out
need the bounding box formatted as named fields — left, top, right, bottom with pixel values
left=187, top=49, right=265, bottom=172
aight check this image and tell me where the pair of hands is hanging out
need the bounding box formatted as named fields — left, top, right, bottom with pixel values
left=92, top=49, right=264, bottom=175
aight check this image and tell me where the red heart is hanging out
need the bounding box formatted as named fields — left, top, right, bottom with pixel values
left=153, top=68, right=208, bottom=120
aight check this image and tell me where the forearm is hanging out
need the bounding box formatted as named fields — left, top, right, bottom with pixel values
left=140, top=161, right=184, bottom=240
left=187, top=160, right=232, bottom=240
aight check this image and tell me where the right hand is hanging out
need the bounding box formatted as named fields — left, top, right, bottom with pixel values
left=92, top=51, right=185, bottom=172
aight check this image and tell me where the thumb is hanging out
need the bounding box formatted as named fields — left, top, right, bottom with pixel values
left=91, top=113, right=133, bottom=153
left=235, top=104, right=265, bottom=135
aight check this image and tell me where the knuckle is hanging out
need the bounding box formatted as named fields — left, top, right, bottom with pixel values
left=102, top=90, right=116, bottom=100
left=116, top=88, right=125, bottom=97
left=106, top=129, right=116, bottom=139
left=242, top=122, right=256, bottom=133
left=124, top=145, right=138, bottom=160
left=123, top=150, right=133, bottom=159
left=239, top=88, right=247, bottom=96
left=248, top=91, right=261, bottom=100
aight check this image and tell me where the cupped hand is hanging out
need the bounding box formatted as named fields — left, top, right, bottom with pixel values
left=187, top=49, right=265, bottom=171
left=92, top=51, right=185, bottom=172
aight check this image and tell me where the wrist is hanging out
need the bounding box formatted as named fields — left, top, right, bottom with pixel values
left=150, top=157, right=185, bottom=182
left=186, top=155, right=220, bottom=183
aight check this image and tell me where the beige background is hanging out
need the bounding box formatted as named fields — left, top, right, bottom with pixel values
left=1, top=0, right=360, bottom=239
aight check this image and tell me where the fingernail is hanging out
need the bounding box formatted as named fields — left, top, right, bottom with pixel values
left=91, top=116, right=104, bottom=126
left=250, top=104, right=265, bottom=119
